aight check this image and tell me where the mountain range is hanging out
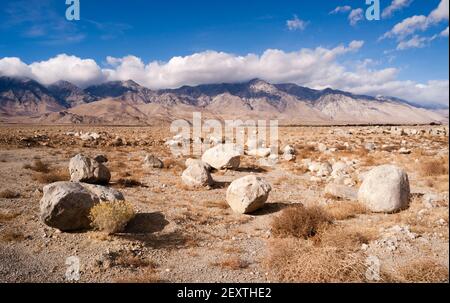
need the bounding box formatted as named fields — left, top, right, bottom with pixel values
left=0, top=76, right=448, bottom=125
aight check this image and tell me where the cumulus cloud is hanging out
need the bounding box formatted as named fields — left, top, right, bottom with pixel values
left=0, top=41, right=448, bottom=105
left=396, top=35, right=430, bottom=50
left=329, top=6, right=365, bottom=26
left=382, top=0, right=413, bottom=19
left=348, top=9, right=364, bottom=26
left=329, top=6, right=352, bottom=14
left=382, top=0, right=449, bottom=40
left=440, top=26, right=449, bottom=37
left=0, top=57, right=33, bottom=78
left=286, top=15, right=308, bottom=31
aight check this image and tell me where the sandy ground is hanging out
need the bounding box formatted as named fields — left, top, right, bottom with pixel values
left=0, top=124, right=448, bottom=283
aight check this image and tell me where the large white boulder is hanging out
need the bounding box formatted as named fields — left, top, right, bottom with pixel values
left=181, top=162, right=213, bottom=188
left=358, top=165, right=410, bottom=213
left=202, top=143, right=242, bottom=170
left=226, top=175, right=272, bottom=214
left=69, top=154, right=111, bottom=184
left=40, top=182, right=124, bottom=231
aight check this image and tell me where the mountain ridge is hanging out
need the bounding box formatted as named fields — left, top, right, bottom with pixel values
left=0, top=76, right=448, bottom=125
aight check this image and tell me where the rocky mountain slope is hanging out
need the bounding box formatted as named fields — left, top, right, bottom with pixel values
left=0, top=76, right=447, bottom=125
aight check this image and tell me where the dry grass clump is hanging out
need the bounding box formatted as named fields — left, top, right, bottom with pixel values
left=392, top=259, right=449, bottom=283
left=325, top=201, right=368, bottom=221
left=24, top=160, right=50, bottom=173
left=202, top=200, right=229, bottom=210
left=264, top=238, right=366, bottom=282
left=0, top=230, right=26, bottom=242
left=163, top=159, right=186, bottom=174
left=419, top=157, right=449, bottom=177
left=0, top=189, right=20, bottom=199
left=90, top=201, right=135, bottom=234
left=271, top=205, right=333, bottom=239
left=315, top=225, right=379, bottom=250
left=32, top=168, right=69, bottom=184
left=0, top=210, right=21, bottom=223
left=116, top=178, right=145, bottom=188
left=212, top=256, right=250, bottom=270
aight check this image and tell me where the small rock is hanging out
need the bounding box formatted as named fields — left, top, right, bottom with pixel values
left=143, top=154, right=164, bottom=169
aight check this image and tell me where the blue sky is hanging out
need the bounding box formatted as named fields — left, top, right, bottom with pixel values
left=0, top=0, right=448, bottom=105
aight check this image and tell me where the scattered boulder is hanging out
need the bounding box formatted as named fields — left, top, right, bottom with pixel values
left=331, top=161, right=349, bottom=178
left=69, top=154, right=111, bottom=184
left=324, top=183, right=358, bottom=201
left=283, top=145, right=296, bottom=161
left=39, top=181, right=124, bottom=231
left=317, top=143, right=327, bottom=152
left=181, top=162, right=213, bottom=188
left=364, top=142, right=376, bottom=151
left=202, top=143, right=242, bottom=170
left=185, top=158, right=212, bottom=171
left=358, top=165, right=410, bottom=213
left=309, top=161, right=332, bottom=177
left=143, top=154, right=164, bottom=169
left=226, top=175, right=272, bottom=214
left=398, top=147, right=411, bottom=155
left=247, top=147, right=272, bottom=158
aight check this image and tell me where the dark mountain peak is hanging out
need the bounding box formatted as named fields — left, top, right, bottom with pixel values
left=48, top=80, right=81, bottom=90
left=246, top=78, right=270, bottom=85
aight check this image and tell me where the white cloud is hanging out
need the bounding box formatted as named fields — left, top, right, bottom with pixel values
left=429, top=0, right=449, bottom=23
left=0, top=57, right=33, bottom=78
left=382, top=0, right=413, bottom=18
left=329, top=6, right=352, bottom=14
left=0, top=41, right=448, bottom=105
left=382, top=0, right=449, bottom=39
left=396, top=35, right=430, bottom=50
left=286, top=15, right=308, bottom=31
left=348, top=9, right=364, bottom=26
left=440, top=26, right=449, bottom=37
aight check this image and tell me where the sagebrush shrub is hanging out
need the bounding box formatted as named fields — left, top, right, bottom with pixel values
left=271, top=205, right=333, bottom=239
left=90, top=201, right=135, bottom=234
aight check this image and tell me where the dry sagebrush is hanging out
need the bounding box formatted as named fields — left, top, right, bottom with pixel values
left=90, top=201, right=135, bottom=234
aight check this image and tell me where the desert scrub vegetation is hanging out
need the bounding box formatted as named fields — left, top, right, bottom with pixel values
left=0, top=189, right=20, bottom=199
left=23, top=159, right=50, bottom=173
left=264, top=238, right=367, bottom=282
left=90, top=201, right=135, bottom=234
left=271, top=205, right=333, bottom=239
left=388, top=259, right=449, bottom=283
left=419, top=157, right=449, bottom=177
left=0, top=209, right=21, bottom=223
left=325, top=201, right=368, bottom=221
left=31, top=168, right=69, bottom=184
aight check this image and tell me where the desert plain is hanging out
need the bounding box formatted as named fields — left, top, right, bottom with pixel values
left=0, top=123, right=448, bottom=283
